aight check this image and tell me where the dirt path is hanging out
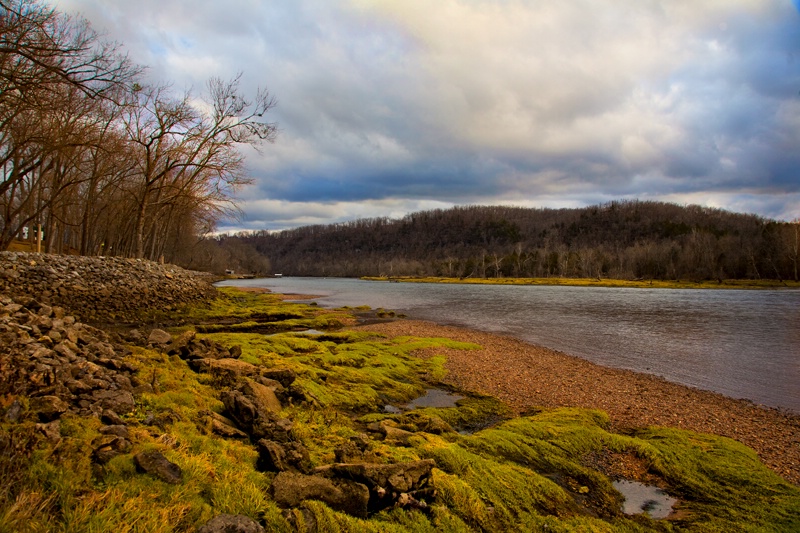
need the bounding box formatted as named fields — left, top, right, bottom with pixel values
left=355, top=320, right=800, bottom=485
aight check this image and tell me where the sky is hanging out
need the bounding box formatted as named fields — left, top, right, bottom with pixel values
left=53, top=0, right=800, bottom=232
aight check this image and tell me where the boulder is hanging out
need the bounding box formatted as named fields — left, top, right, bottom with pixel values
left=134, top=450, right=182, bottom=484
left=257, top=439, right=311, bottom=473
left=166, top=330, right=196, bottom=356
left=92, top=435, right=132, bottom=464
left=240, top=379, right=283, bottom=414
left=197, top=514, right=265, bottom=533
left=209, top=411, right=248, bottom=439
left=270, top=471, right=370, bottom=518
left=261, top=368, right=297, bottom=388
left=99, top=424, right=129, bottom=438
left=323, top=459, right=435, bottom=494
left=315, top=459, right=436, bottom=513
left=220, top=379, right=288, bottom=441
left=188, top=358, right=260, bottom=378
left=29, top=395, right=68, bottom=422
left=89, top=389, right=135, bottom=415
left=147, top=329, right=172, bottom=345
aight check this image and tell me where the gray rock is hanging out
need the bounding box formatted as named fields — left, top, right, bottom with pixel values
left=30, top=395, right=69, bottom=422
left=197, top=514, right=265, bottom=533
left=35, top=419, right=61, bottom=444
left=220, top=380, right=288, bottom=441
left=93, top=435, right=132, bottom=464
left=147, top=329, right=172, bottom=345
left=101, top=408, right=125, bottom=425
left=4, top=400, right=22, bottom=422
left=257, top=439, right=311, bottom=473
left=134, top=450, right=182, bottom=484
left=209, top=411, right=248, bottom=439
left=270, top=471, right=370, bottom=518
left=322, top=459, right=435, bottom=494
left=90, top=389, right=135, bottom=414
left=99, top=424, right=129, bottom=438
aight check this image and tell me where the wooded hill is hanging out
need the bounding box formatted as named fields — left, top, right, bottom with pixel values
left=223, top=201, right=799, bottom=281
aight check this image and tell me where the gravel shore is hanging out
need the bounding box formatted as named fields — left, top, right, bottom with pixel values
left=356, top=319, right=800, bottom=485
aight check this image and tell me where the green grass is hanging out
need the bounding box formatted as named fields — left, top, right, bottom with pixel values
left=2, top=287, right=798, bottom=532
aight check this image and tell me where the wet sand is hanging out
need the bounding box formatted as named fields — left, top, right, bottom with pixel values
left=355, top=319, right=800, bottom=485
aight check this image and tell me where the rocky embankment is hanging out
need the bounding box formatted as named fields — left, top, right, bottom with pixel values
left=0, top=254, right=436, bottom=532
left=0, top=252, right=216, bottom=322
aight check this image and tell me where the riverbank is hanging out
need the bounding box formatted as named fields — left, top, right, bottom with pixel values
left=363, top=275, right=800, bottom=290
left=2, top=255, right=799, bottom=531
left=357, top=319, right=800, bottom=485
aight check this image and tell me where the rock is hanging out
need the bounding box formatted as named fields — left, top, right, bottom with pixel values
left=315, top=459, right=436, bottom=513
left=147, top=329, right=172, bottom=345
left=4, top=399, right=22, bottom=422
left=270, top=471, right=370, bottom=518
left=320, top=460, right=435, bottom=493
left=35, top=419, right=61, bottom=444
left=282, top=507, right=317, bottom=533
left=334, top=434, right=372, bottom=463
left=0, top=252, right=216, bottom=323
left=92, top=435, right=132, bottom=464
left=240, top=380, right=283, bottom=414
left=166, top=329, right=196, bottom=356
left=220, top=379, right=287, bottom=440
left=126, top=329, right=144, bottom=344
left=30, top=395, right=69, bottom=422
left=188, top=358, right=260, bottom=378
left=262, top=368, right=297, bottom=388
left=209, top=411, right=248, bottom=439
left=197, top=514, right=265, bottom=533
left=101, top=409, right=125, bottom=425
left=382, top=425, right=416, bottom=446
left=99, top=424, right=130, bottom=438
left=257, top=439, right=311, bottom=473
left=134, top=450, right=182, bottom=484
left=89, top=389, right=135, bottom=415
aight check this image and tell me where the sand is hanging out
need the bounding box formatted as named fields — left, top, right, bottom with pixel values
left=355, top=319, right=800, bottom=485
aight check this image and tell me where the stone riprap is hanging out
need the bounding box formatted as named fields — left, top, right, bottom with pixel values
left=0, top=296, right=141, bottom=421
left=0, top=252, right=216, bottom=322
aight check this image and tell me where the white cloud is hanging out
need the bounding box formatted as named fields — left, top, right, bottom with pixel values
left=52, top=0, right=800, bottom=227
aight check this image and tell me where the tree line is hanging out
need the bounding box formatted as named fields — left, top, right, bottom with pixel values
left=0, top=0, right=276, bottom=260
left=229, top=201, right=799, bottom=281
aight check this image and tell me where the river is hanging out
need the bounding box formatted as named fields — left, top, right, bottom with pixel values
left=218, top=277, right=800, bottom=413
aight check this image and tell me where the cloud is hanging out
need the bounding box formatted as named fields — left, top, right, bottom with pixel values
left=54, top=0, right=800, bottom=229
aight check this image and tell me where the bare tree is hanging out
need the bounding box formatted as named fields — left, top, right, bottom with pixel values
left=0, top=0, right=138, bottom=249
left=120, top=75, right=276, bottom=259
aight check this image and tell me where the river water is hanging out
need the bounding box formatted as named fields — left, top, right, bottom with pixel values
left=218, top=277, right=800, bottom=413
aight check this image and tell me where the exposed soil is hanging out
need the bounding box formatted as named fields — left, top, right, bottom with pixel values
left=356, top=319, right=800, bottom=485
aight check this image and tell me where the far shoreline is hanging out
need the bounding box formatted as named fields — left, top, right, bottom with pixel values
left=361, top=275, right=800, bottom=290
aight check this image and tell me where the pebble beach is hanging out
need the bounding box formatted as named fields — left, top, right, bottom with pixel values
left=357, top=319, right=800, bottom=485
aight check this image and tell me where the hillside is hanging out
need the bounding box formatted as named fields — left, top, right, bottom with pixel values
left=233, top=200, right=798, bottom=280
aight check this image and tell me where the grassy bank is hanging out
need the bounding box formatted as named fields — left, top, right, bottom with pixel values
left=2, top=288, right=798, bottom=532
left=362, top=276, right=800, bottom=290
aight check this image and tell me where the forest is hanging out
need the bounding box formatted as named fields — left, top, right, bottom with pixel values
left=219, top=201, right=799, bottom=281
left=0, top=0, right=276, bottom=260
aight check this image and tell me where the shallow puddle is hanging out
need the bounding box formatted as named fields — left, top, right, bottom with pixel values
left=295, top=329, right=326, bottom=335
left=613, top=480, right=676, bottom=519
left=406, top=388, right=464, bottom=409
